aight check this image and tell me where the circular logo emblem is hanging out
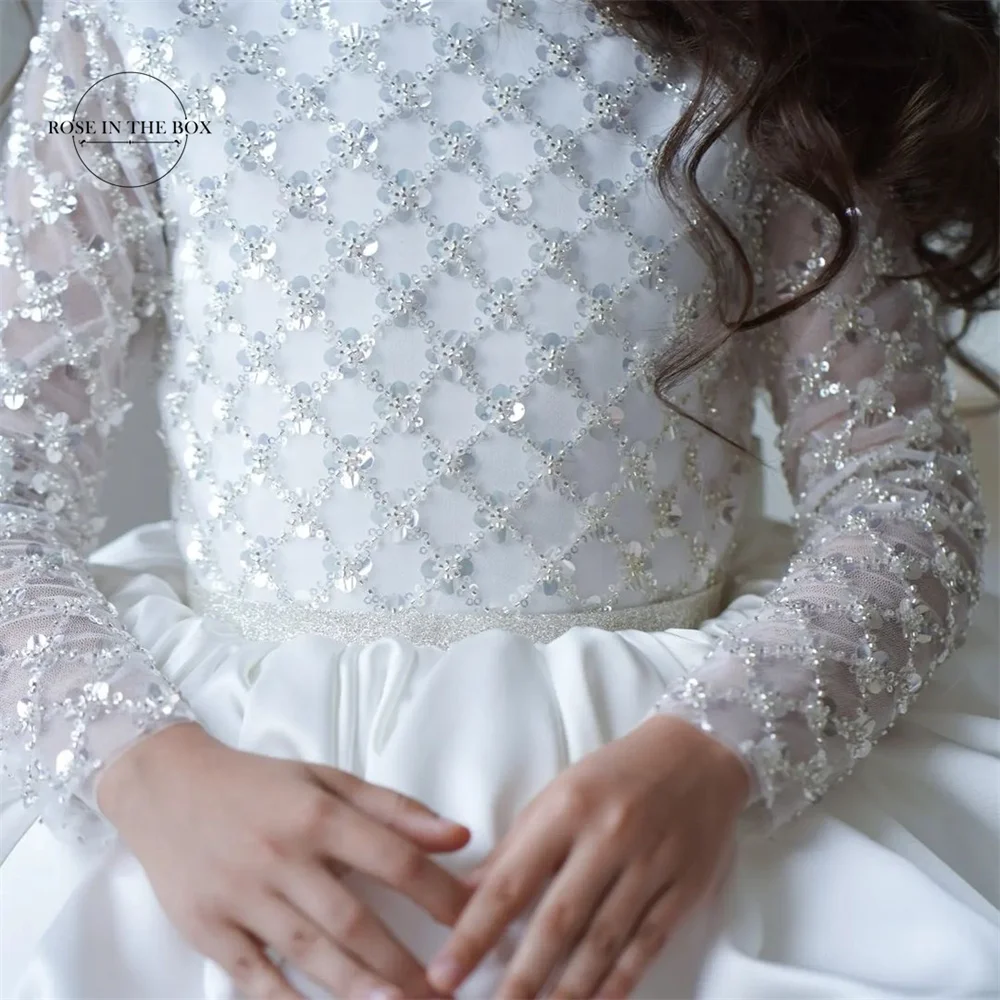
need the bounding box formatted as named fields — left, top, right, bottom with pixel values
left=59, top=71, right=206, bottom=188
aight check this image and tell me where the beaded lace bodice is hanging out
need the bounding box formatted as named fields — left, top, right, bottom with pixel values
left=0, top=0, right=984, bottom=844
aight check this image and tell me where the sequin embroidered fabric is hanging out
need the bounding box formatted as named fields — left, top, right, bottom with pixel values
left=0, top=0, right=984, bottom=843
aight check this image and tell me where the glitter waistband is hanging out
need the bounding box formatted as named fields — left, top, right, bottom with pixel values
left=187, top=580, right=725, bottom=648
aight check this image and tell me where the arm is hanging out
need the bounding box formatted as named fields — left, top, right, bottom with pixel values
left=652, top=174, right=987, bottom=830
left=0, top=0, right=199, bottom=847
left=423, top=172, right=989, bottom=1000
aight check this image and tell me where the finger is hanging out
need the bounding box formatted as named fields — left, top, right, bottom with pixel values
left=279, top=859, right=433, bottom=997
left=461, top=865, right=486, bottom=888
left=198, top=920, right=303, bottom=1000
left=322, top=802, right=473, bottom=927
left=549, top=864, right=662, bottom=999
left=311, top=767, right=471, bottom=849
left=496, top=839, right=620, bottom=1000
left=459, top=838, right=503, bottom=890
left=427, top=818, right=570, bottom=995
left=244, top=889, right=404, bottom=1000
left=459, top=850, right=495, bottom=888
left=595, top=886, right=692, bottom=1000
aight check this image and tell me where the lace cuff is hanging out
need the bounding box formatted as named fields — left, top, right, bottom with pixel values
left=0, top=1, right=199, bottom=846
left=652, top=177, right=985, bottom=830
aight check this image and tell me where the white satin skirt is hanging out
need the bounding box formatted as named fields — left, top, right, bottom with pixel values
left=2, top=519, right=998, bottom=999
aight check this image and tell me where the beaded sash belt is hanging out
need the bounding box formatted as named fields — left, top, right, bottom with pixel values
left=187, top=579, right=725, bottom=648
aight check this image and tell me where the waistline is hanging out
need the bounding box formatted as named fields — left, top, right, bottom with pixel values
left=187, top=580, right=725, bottom=648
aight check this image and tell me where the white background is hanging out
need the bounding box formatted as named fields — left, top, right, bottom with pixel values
left=3, top=0, right=998, bottom=597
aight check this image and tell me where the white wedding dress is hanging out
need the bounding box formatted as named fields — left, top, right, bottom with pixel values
left=1, top=1, right=997, bottom=997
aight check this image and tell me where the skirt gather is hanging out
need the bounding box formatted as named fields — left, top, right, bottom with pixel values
left=2, top=519, right=997, bottom=999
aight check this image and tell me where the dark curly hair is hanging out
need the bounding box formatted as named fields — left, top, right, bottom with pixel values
left=594, top=0, right=999, bottom=405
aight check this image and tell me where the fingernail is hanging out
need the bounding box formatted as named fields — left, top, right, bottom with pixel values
left=427, top=955, right=462, bottom=992
left=365, top=989, right=401, bottom=1000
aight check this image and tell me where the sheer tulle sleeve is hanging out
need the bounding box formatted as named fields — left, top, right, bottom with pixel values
left=652, top=174, right=987, bottom=830
left=0, top=1, right=198, bottom=846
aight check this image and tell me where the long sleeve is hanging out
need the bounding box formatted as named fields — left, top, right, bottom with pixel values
left=0, top=1, right=198, bottom=847
left=653, top=173, right=988, bottom=830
